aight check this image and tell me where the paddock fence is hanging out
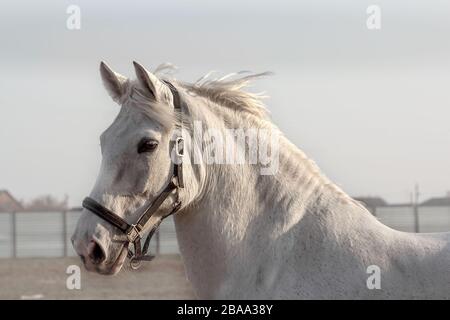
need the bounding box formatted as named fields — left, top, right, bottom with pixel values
left=0, top=209, right=179, bottom=258
left=0, top=206, right=449, bottom=258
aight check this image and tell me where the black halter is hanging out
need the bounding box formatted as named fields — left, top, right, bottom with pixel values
left=82, top=80, right=184, bottom=269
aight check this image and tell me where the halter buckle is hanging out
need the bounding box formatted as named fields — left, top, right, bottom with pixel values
left=126, top=224, right=141, bottom=242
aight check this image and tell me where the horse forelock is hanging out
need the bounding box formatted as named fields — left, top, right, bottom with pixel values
left=120, top=79, right=177, bottom=131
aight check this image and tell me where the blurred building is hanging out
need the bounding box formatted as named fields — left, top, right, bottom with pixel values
left=0, top=190, right=23, bottom=212
left=421, top=194, right=450, bottom=206
left=355, top=194, right=450, bottom=233
left=354, top=196, right=388, bottom=214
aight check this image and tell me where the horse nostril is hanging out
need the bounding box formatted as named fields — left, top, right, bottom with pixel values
left=87, top=240, right=106, bottom=265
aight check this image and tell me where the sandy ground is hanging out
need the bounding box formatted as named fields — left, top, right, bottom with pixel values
left=0, top=255, right=196, bottom=299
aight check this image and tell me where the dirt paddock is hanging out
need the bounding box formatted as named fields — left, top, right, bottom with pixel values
left=0, top=255, right=195, bottom=299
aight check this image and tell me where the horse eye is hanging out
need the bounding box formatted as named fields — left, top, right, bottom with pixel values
left=137, top=139, right=158, bottom=154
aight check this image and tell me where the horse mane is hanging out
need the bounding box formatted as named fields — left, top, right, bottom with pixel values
left=127, top=64, right=362, bottom=208
left=183, top=72, right=272, bottom=119
left=122, top=65, right=273, bottom=133
left=152, top=65, right=360, bottom=207
left=153, top=64, right=272, bottom=120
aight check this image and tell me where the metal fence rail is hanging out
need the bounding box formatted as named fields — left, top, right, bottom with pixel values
left=0, top=210, right=179, bottom=258
left=0, top=206, right=449, bottom=258
left=375, top=206, right=450, bottom=233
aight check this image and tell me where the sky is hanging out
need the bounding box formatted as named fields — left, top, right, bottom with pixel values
left=1, top=0, right=450, bottom=206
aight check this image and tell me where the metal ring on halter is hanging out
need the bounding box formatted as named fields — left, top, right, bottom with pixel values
left=175, top=136, right=184, bottom=157
left=130, top=256, right=141, bottom=270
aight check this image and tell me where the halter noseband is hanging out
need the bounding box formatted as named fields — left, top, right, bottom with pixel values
left=82, top=80, right=184, bottom=269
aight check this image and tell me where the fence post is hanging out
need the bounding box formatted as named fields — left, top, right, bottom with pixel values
left=62, top=211, right=68, bottom=257
left=156, top=229, right=160, bottom=255
left=413, top=184, right=420, bottom=233
left=11, top=212, right=17, bottom=258
left=413, top=204, right=420, bottom=233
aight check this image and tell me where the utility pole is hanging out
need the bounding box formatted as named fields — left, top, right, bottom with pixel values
left=62, top=210, right=68, bottom=257
left=12, top=212, right=17, bottom=258
left=413, top=184, right=420, bottom=233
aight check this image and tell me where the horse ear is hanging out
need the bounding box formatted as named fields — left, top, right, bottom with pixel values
left=133, top=61, right=171, bottom=102
left=99, top=61, right=128, bottom=103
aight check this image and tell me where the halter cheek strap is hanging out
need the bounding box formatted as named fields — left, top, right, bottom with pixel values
left=82, top=80, right=184, bottom=269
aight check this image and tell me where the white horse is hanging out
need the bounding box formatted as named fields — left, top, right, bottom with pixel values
left=72, top=61, right=450, bottom=299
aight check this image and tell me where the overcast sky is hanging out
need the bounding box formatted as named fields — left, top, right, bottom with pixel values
left=1, top=0, right=450, bottom=206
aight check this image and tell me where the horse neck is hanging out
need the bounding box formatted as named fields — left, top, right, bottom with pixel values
left=174, top=95, right=391, bottom=297
left=178, top=93, right=368, bottom=245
